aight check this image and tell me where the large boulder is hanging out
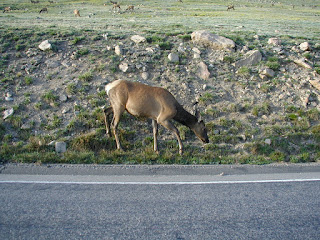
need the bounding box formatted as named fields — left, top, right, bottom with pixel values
left=191, top=30, right=235, bottom=51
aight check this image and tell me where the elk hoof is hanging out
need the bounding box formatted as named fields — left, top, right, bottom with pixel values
left=179, top=149, right=183, bottom=156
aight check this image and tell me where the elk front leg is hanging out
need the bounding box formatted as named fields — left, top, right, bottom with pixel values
left=159, top=120, right=183, bottom=155
left=103, top=107, right=113, bottom=137
left=152, top=119, right=159, bottom=154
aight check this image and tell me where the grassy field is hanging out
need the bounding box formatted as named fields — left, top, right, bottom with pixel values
left=1, top=0, right=320, bottom=165
left=1, top=0, right=319, bottom=38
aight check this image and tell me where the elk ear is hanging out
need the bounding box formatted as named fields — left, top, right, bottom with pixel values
left=193, top=101, right=200, bottom=119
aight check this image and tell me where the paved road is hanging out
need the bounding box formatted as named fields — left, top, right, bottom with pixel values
left=1, top=163, right=320, bottom=239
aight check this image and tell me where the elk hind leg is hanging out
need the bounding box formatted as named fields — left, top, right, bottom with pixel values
left=103, top=107, right=113, bottom=137
left=111, top=105, right=125, bottom=151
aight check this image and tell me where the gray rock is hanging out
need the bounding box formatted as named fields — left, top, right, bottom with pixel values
left=55, top=141, right=67, bottom=153
left=234, top=50, right=262, bottom=68
left=168, top=53, right=179, bottom=63
left=259, top=68, right=275, bottom=78
left=198, top=61, right=210, bottom=80
left=3, top=108, right=14, bottom=119
left=191, top=30, right=235, bottom=51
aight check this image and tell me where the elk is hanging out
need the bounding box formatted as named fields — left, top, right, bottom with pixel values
left=227, top=4, right=235, bottom=11
left=103, top=80, right=209, bottom=155
left=110, top=1, right=121, bottom=11
left=126, top=5, right=134, bottom=11
left=39, top=7, right=48, bottom=13
left=31, top=0, right=40, bottom=4
left=3, top=7, right=11, bottom=13
left=74, top=9, right=80, bottom=17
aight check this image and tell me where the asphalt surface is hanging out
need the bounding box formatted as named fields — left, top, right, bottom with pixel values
left=1, top=163, right=320, bottom=240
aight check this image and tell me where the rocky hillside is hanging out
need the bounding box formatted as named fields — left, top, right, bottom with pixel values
left=1, top=28, right=320, bottom=164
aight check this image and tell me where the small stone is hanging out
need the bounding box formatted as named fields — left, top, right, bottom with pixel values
left=59, top=95, right=68, bottom=102
left=268, top=38, right=281, bottom=46
left=131, top=35, right=146, bottom=44
left=168, top=53, right=179, bottom=62
left=198, top=61, right=210, bottom=80
left=300, top=42, right=311, bottom=51
left=119, top=62, right=129, bottom=72
left=141, top=72, right=149, bottom=80
left=115, top=45, right=123, bottom=55
left=3, top=108, right=14, bottom=119
left=39, top=40, right=52, bottom=51
left=265, top=139, right=272, bottom=145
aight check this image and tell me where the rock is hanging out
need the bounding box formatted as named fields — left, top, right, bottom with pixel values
left=59, top=95, right=68, bottom=102
left=21, top=123, right=32, bottom=130
left=131, top=35, right=146, bottom=44
left=300, top=42, right=311, bottom=51
left=3, top=108, right=14, bottom=119
left=234, top=50, right=262, bottom=68
left=191, top=30, right=235, bottom=51
left=192, top=47, right=201, bottom=59
left=141, top=72, right=149, bottom=80
left=259, top=68, right=275, bottom=78
left=294, top=58, right=312, bottom=69
left=55, top=141, right=67, bottom=153
left=268, top=38, right=281, bottom=46
left=168, top=53, right=179, bottom=63
left=198, top=61, right=210, bottom=80
left=115, top=45, right=123, bottom=55
left=39, top=40, right=52, bottom=51
left=265, top=139, right=272, bottom=145
left=119, top=62, right=129, bottom=72
left=5, top=92, right=13, bottom=101
left=309, top=79, right=320, bottom=91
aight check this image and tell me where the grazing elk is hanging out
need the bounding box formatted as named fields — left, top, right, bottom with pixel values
left=3, top=7, right=11, bottom=13
left=103, top=80, right=209, bottom=155
left=74, top=9, right=80, bottom=17
left=31, top=0, right=40, bottom=4
left=227, top=4, right=235, bottom=11
left=110, top=1, right=121, bottom=11
left=39, top=7, right=48, bottom=13
left=126, top=5, right=134, bottom=11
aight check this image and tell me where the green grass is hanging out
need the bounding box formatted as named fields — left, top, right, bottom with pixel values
left=0, top=0, right=319, bottom=38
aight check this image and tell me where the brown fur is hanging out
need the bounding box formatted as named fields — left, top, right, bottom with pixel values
left=110, top=1, right=121, bottom=11
left=74, top=9, right=80, bottom=17
left=126, top=5, right=134, bottom=11
left=104, top=80, right=209, bottom=155
left=3, top=7, right=11, bottom=13
left=227, top=4, right=235, bottom=11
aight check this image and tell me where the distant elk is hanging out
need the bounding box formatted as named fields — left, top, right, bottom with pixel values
left=3, top=6, right=11, bottom=13
left=103, top=80, right=209, bottom=155
left=39, top=7, right=48, bottom=13
left=126, top=5, right=134, bottom=11
left=110, top=1, right=121, bottom=11
left=227, top=4, right=235, bottom=11
left=74, top=9, right=80, bottom=17
left=31, top=0, right=40, bottom=4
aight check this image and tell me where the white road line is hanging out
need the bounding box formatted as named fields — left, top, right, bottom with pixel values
left=1, top=179, right=320, bottom=185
